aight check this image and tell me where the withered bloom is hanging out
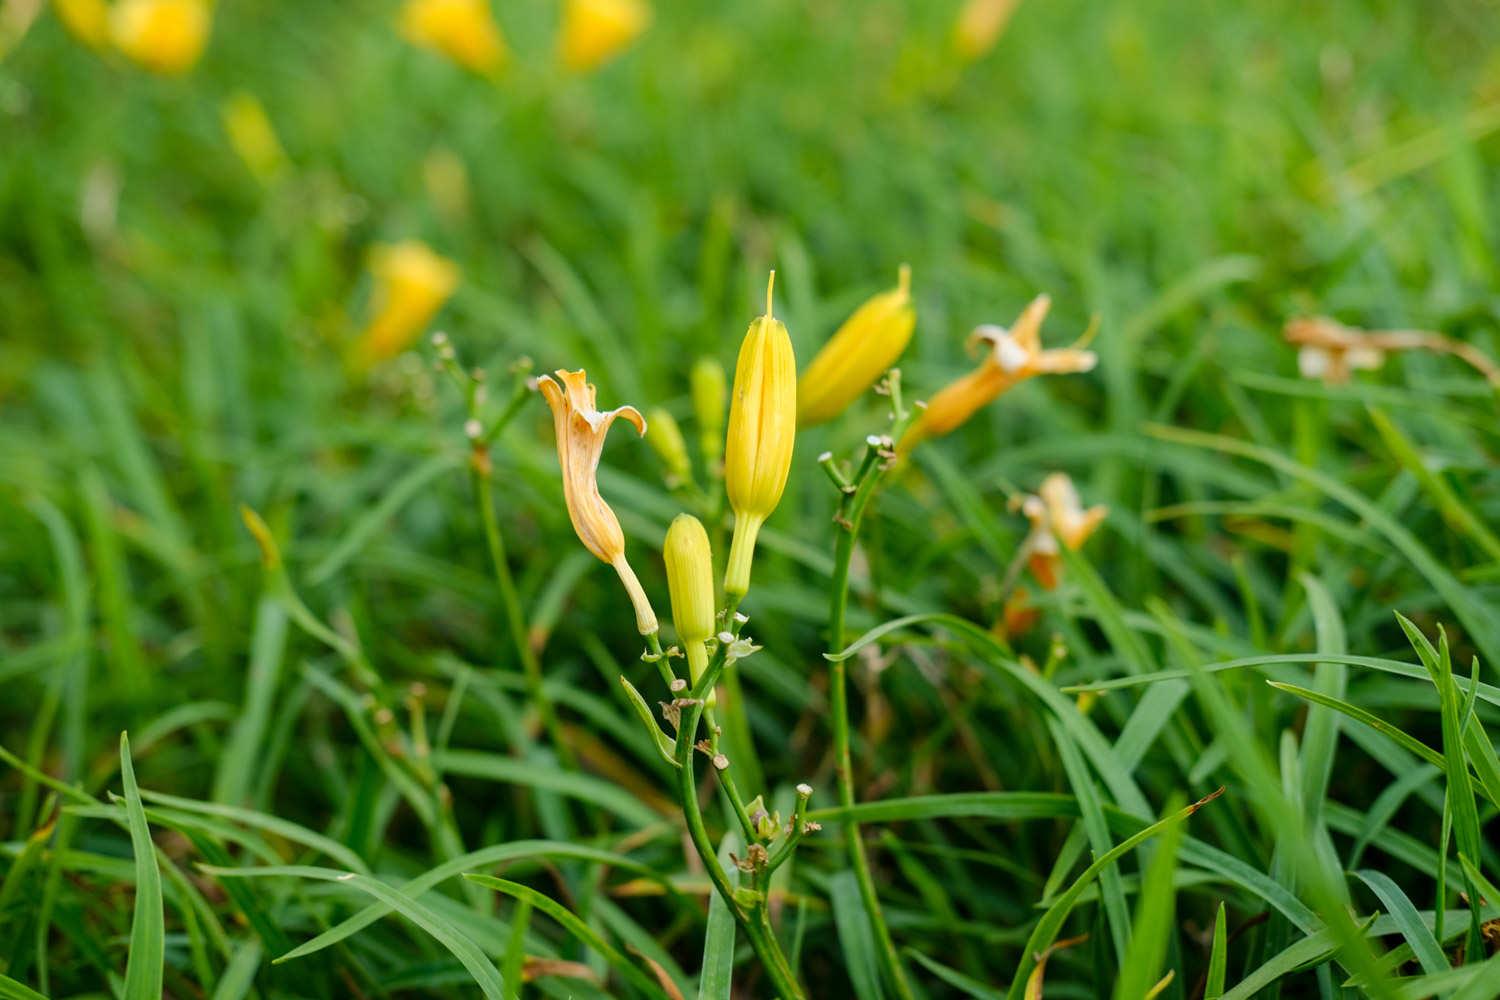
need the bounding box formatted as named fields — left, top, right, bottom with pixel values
left=538, top=369, right=658, bottom=634
left=1019, top=473, right=1106, bottom=590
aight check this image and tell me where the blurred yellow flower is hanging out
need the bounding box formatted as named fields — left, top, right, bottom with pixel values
left=353, top=241, right=459, bottom=367
left=798, top=264, right=915, bottom=427
left=1020, top=472, right=1106, bottom=589
left=558, top=0, right=649, bottom=73
left=664, top=513, right=714, bottom=691
left=724, top=273, right=796, bottom=598
left=111, top=0, right=210, bottom=74
left=538, top=369, right=658, bottom=634
left=220, top=92, right=287, bottom=184
left=400, top=0, right=507, bottom=74
left=952, top=0, right=1022, bottom=63
left=900, top=294, right=1096, bottom=452
left=53, top=0, right=110, bottom=49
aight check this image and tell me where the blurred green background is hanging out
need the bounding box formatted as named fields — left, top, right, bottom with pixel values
left=4, top=0, right=1500, bottom=996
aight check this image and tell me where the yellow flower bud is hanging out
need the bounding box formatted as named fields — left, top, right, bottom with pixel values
left=538, top=369, right=658, bottom=634
left=54, top=0, right=111, bottom=50
left=400, top=0, right=507, bottom=75
left=664, top=514, right=714, bottom=690
left=953, top=0, right=1023, bottom=63
left=557, top=0, right=649, bottom=73
left=645, top=408, right=692, bottom=489
left=899, top=294, right=1096, bottom=453
left=690, top=356, right=726, bottom=470
left=221, top=92, right=287, bottom=184
left=111, top=0, right=210, bottom=75
left=723, top=273, right=796, bottom=598
left=352, top=241, right=459, bottom=367
left=797, top=265, right=915, bottom=427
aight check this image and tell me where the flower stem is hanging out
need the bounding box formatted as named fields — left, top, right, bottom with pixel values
left=675, top=644, right=806, bottom=1000
left=472, top=462, right=576, bottom=771
left=827, top=436, right=915, bottom=1000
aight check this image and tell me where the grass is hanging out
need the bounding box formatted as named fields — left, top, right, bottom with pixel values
left=3, top=0, right=1500, bottom=996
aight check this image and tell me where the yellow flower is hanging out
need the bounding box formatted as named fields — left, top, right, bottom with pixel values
left=557, top=0, right=649, bottom=73
left=723, top=273, right=796, bottom=598
left=353, top=241, right=459, bottom=367
left=900, top=294, right=1095, bottom=452
left=690, top=356, right=726, bottom=470
left=538, top=369, right=658, bottom=634
left=952, top=0, right=1023, bottom=63
left=400, top=0, right=507, bottom=74
left=54, top=0, right=111, bottom=49
left=798, top=265, right=915, bottom=427
left=111, top=0, right=210, bottom=74
left=645, top=408, right=692, bottom=489
left=221, top=92, right=287, bottom=184
left=1019, top=472, right=1106, bottom=589
left=664, top=514, right=715, bottom=691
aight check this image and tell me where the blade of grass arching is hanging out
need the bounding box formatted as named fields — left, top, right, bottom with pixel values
left=1385, top=954, right=1500, bottom=1000
left=23, top=495, right=89, bottom=806
left=307, top=452, right=460, bottom=585
left=0, top=973, right=48, bottom=1000
left=431, top=750, right=662, bottom=828
left=830, top=613, right=1150, bottom=817
left=698, top=834, right=739, bottom=1000
left=204, top=865, right=507, bottom=999
left=275, top=840, right=665, bottom=962
left=592, top=895, right=693, bottom=998
left=1264, top=683, right=1453, bottom=775
left=806, top=791, right=1076, bottom=825
left=1064, top=652, right=1500, bottom=707
left=830, top=869, right=886, bottom=1000
left=1050, top=719, right=1130, bottom=968
left=213, top=595, right=288, bottom=806
left=138, top=789, right=369, bottom=873
left=905, top=951, right=1004, bottom=1000
left=1351, top=870, right=1447, bottom=975
left=1205, top=903, right=1228, bottom=1000
left=1148, top=424, right=1500, bottom=669
left=500, top=896, right=530, bottom=995
left=1112, top=801, right=1183, bottom=1000
left=1296, top=574, right=1345, bottom=836
left=119, top=734, right=163, bottom=1000
left=1403, top=621, right=1486, bottom=956
left=1005, top=792, right=1220, bottom=1000
left=1219, top=927, right=1340, bottom=1000
left=464, top=875, right=669, bottom=1000
left=209, top=939, right=262, bottom=1000
left=1367, top=407, right=1500, bottom=564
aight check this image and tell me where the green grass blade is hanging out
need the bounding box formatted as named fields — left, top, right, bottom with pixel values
left=204, top=865, right=507, bottom=999
left=119, top=733, right=164, bottom=1000
left=464, top=874, right=668, bottom=1000
left=1112, top=801, right=1183, bottom=1000
left=1051, top=718, right=1131, bottom=968
left=698, top=833, right=739, bottom=1000
left=1205, top=902, right=1227, bottom=999
left=209, top=939, right=263, bottom=1000
left=830, top=869, right=886, bottom=1000
left=1351, top=870, right=1447, bottom=975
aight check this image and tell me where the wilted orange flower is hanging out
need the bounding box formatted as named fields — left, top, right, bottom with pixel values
left=900, top=295, right=1096, bottom=452
left=1285, top=316, right=1500, bottom=387
left=353, top=242, right=459, bottom=367
left=1019, top=473, right=1106, bottom=589
left=558, top=0, right=649, bottom=73
left=400, top=0, right=507, bottom=74
left=111, top=0, right=210, bottom=74
left=538, top=370, right=658, bottom=635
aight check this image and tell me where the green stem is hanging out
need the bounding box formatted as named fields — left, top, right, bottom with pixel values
left=473, top=462, right=576, bottom=771
left=675, top=647, right=806, bottom=1000
left=828, top=452, right=916, bottom=1000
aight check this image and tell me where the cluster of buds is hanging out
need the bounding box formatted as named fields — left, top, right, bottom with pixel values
left=55, top=0, right=211, bottom=74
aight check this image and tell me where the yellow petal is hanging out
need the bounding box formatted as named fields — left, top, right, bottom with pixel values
left=111, top=0, right=210, bottom=75
left=558, top=0, right=649, bottom=72
left=798, top=265, right=915, bottom=427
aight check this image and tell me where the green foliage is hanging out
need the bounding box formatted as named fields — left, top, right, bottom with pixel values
left=3, top=0, right=1500, bottom=996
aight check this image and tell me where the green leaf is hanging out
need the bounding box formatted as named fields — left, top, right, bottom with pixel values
left=698, top=833, right=739, bottom=1000
left=209, top=939, right=263, bottom=1000
left=119, top=733, right=164, bottom=1000
left=830, top=870, right=886, bottom=1000
left=464, top=875, right=669, bottom=1000
left=0, top=972, right=49, bottom=1000
left=1051, top=719, right=1130, bottom=968
left=619, top=674, right=679, bottom=767
left=1112, top=800, right=1183, bottom=1000
left=1351, top=870, right=1447, bottom=976
left=203, top=865, right=507, bottom=999
left=1204, top=903, right=1227, bottom=999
